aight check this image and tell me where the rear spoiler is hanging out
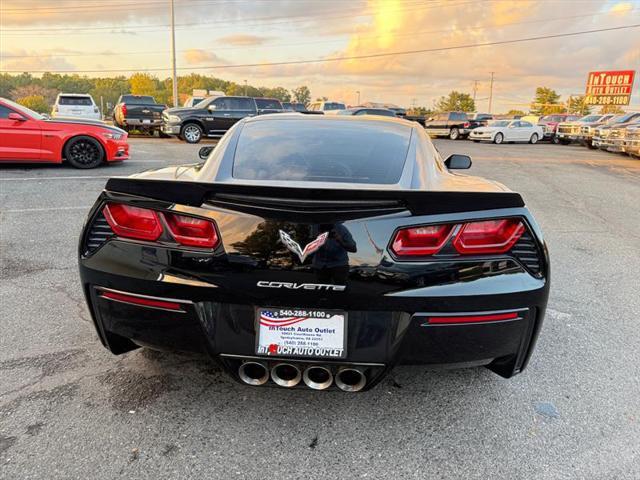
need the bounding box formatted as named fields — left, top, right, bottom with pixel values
left=105, top=178, right=524, bottom=219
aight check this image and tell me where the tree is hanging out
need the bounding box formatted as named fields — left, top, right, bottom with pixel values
left=225, top=82, right=262, bottom=97
left=129, top=73, right=158, bottom=97
left=261, top=86, right=291, bottom=102
left=567, top=95, right=591, bottom=115
left=506, top=109, right=525, bottom=117
left=435, top=91, right=475, bottom=112
left=9, top=84, right=57, bottom=105
left=530, top=87, right=564, bottom=115
left=16, top=95, right=50, bottom=113
left=291, top=85, right=311, bottom=105
left=315, top=96, right=328, bottom=102
left=407, top=106, right=432, bottom=116
left=89, top=76, right=129, bottom=110
left=600, top=104, right=625, bottom=114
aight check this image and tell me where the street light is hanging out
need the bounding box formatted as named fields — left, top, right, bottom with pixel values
left=356, top=90, right=361, bottom=105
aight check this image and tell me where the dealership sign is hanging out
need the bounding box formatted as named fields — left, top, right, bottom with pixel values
left=584, top=70, right=636, bottom=106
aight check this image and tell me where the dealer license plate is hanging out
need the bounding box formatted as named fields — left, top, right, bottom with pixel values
left=142, top=119, right=151, bottom=124
left=256, top=307, right=346, bottom=359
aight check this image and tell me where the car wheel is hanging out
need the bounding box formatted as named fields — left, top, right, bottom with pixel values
left=586, top=141, right=596, bottom=149
left=472, top=140, right=480, bottom=143
left=560, top=139, right=571, bottom=145
left=529, top=133, right=539, bottom=144
left=182, top=123, right=203, bottom=144
left=64, top=136, right=104, bottom=169
left=551, top=135, right=560, bottom=144
left=493, top=133, right=504, bottom=144
left=449, top=127, right=460, bottom=140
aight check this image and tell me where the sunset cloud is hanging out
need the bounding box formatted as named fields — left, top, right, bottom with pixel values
left=216, top=34, right=274, bottom=46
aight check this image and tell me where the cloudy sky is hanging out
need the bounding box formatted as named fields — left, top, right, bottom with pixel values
left=1, top=0, right=639, bottom=111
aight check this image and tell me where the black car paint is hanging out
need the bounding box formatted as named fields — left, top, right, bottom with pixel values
left=79, top=115, right=549, bottom=390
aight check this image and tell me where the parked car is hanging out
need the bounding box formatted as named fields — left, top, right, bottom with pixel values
left=603, top=118, right=640, bottom=153
left=0, top=97, right=128, bottom=169
left=468, top=113, right=494, bottom=125
left=78, top=113, right=549, bottom=390
left=112, top=94, right=166, bottom=134
left=623, top=122, right=640, bottom=158
left=337, top=107, right=396, bottom=117
left=183, top=96, right=206, bottom=108
left=556, top=114, right=608, bottom=144
left=469, top=119, right=543, bottom=144
left=51, top=93, right=101, bottom=120
left=537, top=114, right=580, bottom=143
left=423, top=112, right=482, bottom=140
left=282, top=102, right=307, bottom=112
left=307, top=100, right=346, bottom=114
left=593, top=112, right=640, bottom=150
left=578, top=114, right=616, bottom=148
left=162, top=96, right=282, bottom=143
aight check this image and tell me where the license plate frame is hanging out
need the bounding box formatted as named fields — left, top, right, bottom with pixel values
left=255, top=307, right=347, bottom=359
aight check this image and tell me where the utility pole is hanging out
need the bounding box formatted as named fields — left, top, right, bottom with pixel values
left=244, top=80, right=247, bottom=96
left=170, top=0, right=178, bottom=107
left=356, top=90, right=360, bottom=105
left=488, top=72, right=494, bottom=114
left=472, top=80, right=479, bottom=103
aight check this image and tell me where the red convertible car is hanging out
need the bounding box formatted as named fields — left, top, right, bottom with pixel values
left=0, top=97, right=129, bottom=169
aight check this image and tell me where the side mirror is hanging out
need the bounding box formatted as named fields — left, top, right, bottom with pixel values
left=198, top=145, right=215, bottom=160
left=444, top=154, right=471, bottom=170
left=8, top=112, right=26, bottom=121
left=208, top=105, right=216, bottom=112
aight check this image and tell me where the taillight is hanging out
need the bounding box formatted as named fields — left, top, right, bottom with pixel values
left=121, top=104, right=127, bottom=117
left=391, top=224, right=454, bottom=256
left=103, top=203, right=162, bottom=241
left=391, top=218, right=526, bottom=257
left=163, top=212, right=218, bottom=248
left=102, top=203, right=219, bottom=248
left=463, top=122, right=470, bottom=128
left=452, top=219, right=524, bottom=254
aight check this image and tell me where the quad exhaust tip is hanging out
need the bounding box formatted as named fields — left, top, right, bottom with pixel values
left=303, top=366, right=333, bottom=390
left=238, top=361, right=269, bottom=386
left=271, top=363, right=302, bottom=388
left=335, top=367, right=366, bottom=392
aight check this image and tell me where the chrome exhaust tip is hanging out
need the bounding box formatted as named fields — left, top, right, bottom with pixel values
left=271, top=363, right=302, bottom=388
left=238, top=361, right=269, bottom=386
left=303, top=366, right=333, bottom=390
left=335, top=367, right=366, bottom=392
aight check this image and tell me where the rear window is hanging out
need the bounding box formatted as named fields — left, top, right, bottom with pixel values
left=233, top=119, right=411, bottom=184
left=323, top=102, right=345, bottom=111
left=255, top=98, right=282, bottom=110
left=122, top=95, right=156, bottom=104
left=59, top=96, right=92, bottom=106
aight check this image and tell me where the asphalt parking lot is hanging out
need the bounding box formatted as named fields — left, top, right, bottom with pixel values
left=1, top=138, right=639, bottom=479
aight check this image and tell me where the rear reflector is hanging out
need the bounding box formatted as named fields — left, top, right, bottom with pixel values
left=453, top=219, right=524, bottom=254
left=103, top=203, right=162, bottom=241
left=162, top=212, right=219, bottom=248
left=428, top=312, right=519, bottom=324
left=391, top=224, right=453, bottom=256
left=100, top=290, right=184, bottom=311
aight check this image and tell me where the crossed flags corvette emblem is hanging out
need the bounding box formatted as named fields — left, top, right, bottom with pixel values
left=279, top=230, right=328, bottom=263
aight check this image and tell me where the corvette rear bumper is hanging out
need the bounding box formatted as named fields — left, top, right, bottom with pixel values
left=80, top=267, right=548, bottom=389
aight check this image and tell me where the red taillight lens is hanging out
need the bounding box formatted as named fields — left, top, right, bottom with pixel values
left=100, top=290, right=184, bottom=311
left=453, top=219, right=524, bottom=254
left=162, top=212, right=218, bottom=248
left=121, top=104, right=127, bottom=116
left=463, top=122, right=470, bottom=128
left=103, top=203, right=162, bottom=241
left=391, top=224, right=453, bottom=256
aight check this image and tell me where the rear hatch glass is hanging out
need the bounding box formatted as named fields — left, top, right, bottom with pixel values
left=233, top=119, right=411, bottom=184
left=59, top=96, right=92, bottom=106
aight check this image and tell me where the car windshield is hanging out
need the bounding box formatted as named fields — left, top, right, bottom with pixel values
left=490, top=120, right=511, bottom=127
left=190, top=97, right=206, bottom=106
left=324, top=102, right=346, bottom=110
left=233, top=119, right=411, bottom=184
left=579, top=115, right=601, bottom=122
left=2, top=97, right=44, bottom=120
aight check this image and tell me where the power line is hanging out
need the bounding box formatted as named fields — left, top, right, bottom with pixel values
left=0, top=1, right=468, bottom=35
left=3, top=24, right=636, bottom=74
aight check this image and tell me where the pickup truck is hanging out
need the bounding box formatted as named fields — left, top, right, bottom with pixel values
left=113, top=95, right=166, bottom=133
left=162, top=96, right=284, bottom=143
left=537, top=114, right=579, bottom=143
left=420, top=112, right=482, bottom=140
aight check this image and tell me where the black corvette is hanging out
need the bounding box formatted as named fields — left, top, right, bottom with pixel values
left=79, top=113, right=549, bottom=392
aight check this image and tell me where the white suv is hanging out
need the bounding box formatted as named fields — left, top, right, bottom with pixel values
left=52, top=93, right=101, bottom=120
left=307, top=101, right=346, bottom=114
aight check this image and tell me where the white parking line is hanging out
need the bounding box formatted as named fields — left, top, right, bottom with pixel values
left=1, top=206, right=90, bottom=213
left=0, top=175, right=110, bottom=181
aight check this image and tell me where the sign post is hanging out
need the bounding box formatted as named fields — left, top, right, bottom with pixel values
left=584, top=70, right=636, bottom=106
